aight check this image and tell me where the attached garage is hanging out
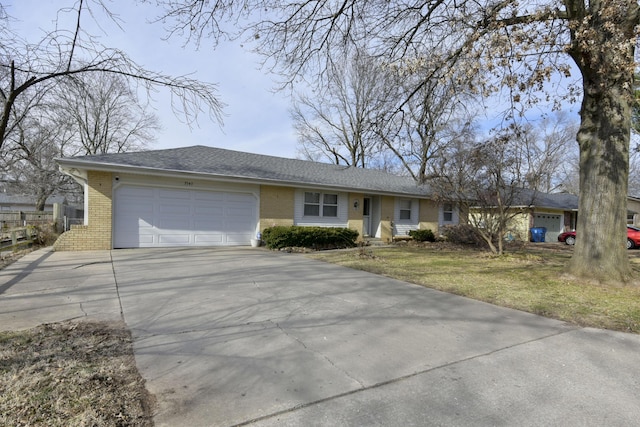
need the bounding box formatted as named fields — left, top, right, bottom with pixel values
left=113, top=185, right=258, bottom=248
left=533, top=213, right=563, bottom=242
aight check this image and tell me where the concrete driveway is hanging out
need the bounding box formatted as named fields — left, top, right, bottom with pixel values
left=2, top=247, right=640, bottom=426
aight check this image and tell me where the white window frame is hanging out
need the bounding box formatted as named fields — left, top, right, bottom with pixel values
left=303, top=191, right=339, bottom=218
left=443, top=203, right=454, bottom=222
left=399, top=199, right=412, bottom=220
left=439, top=202, right=459, bottom=226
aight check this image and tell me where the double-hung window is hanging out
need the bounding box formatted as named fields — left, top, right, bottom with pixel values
left=443, top=203, right=454, bottom=222
left=304, top=192, right=338, bottom=217
left=399, top=200, right=412, bottom=220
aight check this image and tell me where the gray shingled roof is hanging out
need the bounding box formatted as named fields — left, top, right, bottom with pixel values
left=57, top=145, right=432, bottom=197
left=535, top=192, right=579, bottom=210
left=513, top=190, right=579, bottom=210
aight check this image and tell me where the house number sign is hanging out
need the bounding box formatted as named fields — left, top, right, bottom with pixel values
left=184, top=181, right=194, bottom=187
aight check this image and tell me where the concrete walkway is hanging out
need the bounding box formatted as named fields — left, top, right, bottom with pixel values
left=1, top=247, right=640, bottom=426
left=0, top=248, right=121, bottom=329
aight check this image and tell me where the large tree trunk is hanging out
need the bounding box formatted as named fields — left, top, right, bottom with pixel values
left=566, top=1, right=638, bottom=283
left=569, top=78, right=632, bottom=282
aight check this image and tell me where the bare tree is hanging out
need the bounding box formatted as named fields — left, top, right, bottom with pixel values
left=1, top=61, right=161, bottom=211
left=3, top=111, right=77, bottom=211
left=156, top=0, right=640, bottom=283
left=375, top=59, right=478, bottom=183
left=0, top=0, right=223, bottom=152
left=438, top=126, right=554, bottom=254
left=519, top=113, right=580, bottom=194
left=292, top=52, right=388, bottom=167
left=56, top=72, right=160, bottom=155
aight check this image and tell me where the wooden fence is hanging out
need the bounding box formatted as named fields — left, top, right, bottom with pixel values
left=0, top=211, right=83, bottom=231
left=0, top=226, right=39, bottom=254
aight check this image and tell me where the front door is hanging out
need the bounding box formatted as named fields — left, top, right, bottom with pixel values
left=363, top=197, right=371, bottom=237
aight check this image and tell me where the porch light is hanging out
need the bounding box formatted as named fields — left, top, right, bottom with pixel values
left=353, top=200, right=359, bottom=209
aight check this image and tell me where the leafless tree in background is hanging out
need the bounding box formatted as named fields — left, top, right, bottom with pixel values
left=0, top=0, right=223, bottom=152
left=56, top=72, right=160, bottom=155
left=292, top=51, right=389, bottom=167
left=3, top=108, right=77, bottom=211
left=519, top=113, right=580, bottom=194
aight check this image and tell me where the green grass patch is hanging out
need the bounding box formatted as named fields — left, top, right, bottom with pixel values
left=309, top=245, right=640, bottom=333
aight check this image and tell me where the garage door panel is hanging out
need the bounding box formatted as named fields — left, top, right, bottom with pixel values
left=227, top=193, right=253, bottom=202
left=114, top=185, right=257, bottom=248
left=121, top=186, right=154, bottom=197
left=226, top=218, right=254, bottom=230
left=194, top=205, right=224, bottom=216
left=138, top=235, right=155, bottom=244
left=195, top=191, right=224, bottom=201
left=159, top=203, right=191, bottom=216
left=227, top=207, right=252, bottom=218
left=119, top=200, right=153, bottom=214
left=225, top=234, right=250, bottom=244
left=158, top=234, right=192, bottom=245
left=158, top=218, right=191, bottom=229
left=194, top=233, right=224, bottom=244
left=159, top=188, right=190, bottom=199
left=193, top=218, right=224, bottom=230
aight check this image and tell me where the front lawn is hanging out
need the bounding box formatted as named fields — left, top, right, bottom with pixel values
left=0, top=321, right=153, bottom=427
left=308, top=244, right=640, bottom=333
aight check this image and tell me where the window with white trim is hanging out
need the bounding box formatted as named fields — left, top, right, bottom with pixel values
left=399, top=200, right=412, bottom=220
left=304, top=192, right=338, bottom=217
left=627, top=213, right=636, bottom=225
left=443, top=203, right=454, bottom=222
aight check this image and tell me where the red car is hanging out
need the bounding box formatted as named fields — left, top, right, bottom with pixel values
left=558, top=226, right=640, bottom=249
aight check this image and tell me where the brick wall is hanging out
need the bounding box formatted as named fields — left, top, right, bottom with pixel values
left=54, top=171, right=113, bottom=251
left=259, top=185, right=295, bottom=230
left=419, top=199, right=439, bottom=232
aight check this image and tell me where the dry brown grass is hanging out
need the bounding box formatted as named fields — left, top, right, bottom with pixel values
left=310, top=242, right=640, bottom=334
left=0, top=321, right=154, bottom=427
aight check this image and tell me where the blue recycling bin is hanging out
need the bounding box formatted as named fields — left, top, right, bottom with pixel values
left=530, top=227, right=547, bottom=243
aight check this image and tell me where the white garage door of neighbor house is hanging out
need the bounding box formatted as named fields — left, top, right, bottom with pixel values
left=533, top=213, right=562, bottom=242
left=113, top=185, right=257, bottom=248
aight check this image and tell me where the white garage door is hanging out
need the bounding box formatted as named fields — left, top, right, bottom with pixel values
left=113, top=185, right=257, bottom=248
left=533, top=213, right=562, bottom=242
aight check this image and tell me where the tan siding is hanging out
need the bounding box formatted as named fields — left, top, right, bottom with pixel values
left=380, top=196, right=394, bottom=242
left=347, top=193, right=364, bottom=240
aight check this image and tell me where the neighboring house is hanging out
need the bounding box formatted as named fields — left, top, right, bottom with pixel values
left=0, top=194, right=80, bottom=229
left=520, top=191, right=579, bottom=242
left=54, top=145, right=460, bottom=250
left=0, top=194, right=67, bottom=212
left=505, top=192, right=640, bottom=242
left=469, top=190, right=579, bottom=242
left=628, top=196, right=640, bottom=226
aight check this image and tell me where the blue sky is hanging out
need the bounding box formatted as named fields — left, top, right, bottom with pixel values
left=7, top=0, right=300, bottom=158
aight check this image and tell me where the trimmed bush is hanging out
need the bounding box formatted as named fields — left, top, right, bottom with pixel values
left=261, top=226, right=359, bottom=250
left=408, top=229, right=436, bottom=242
